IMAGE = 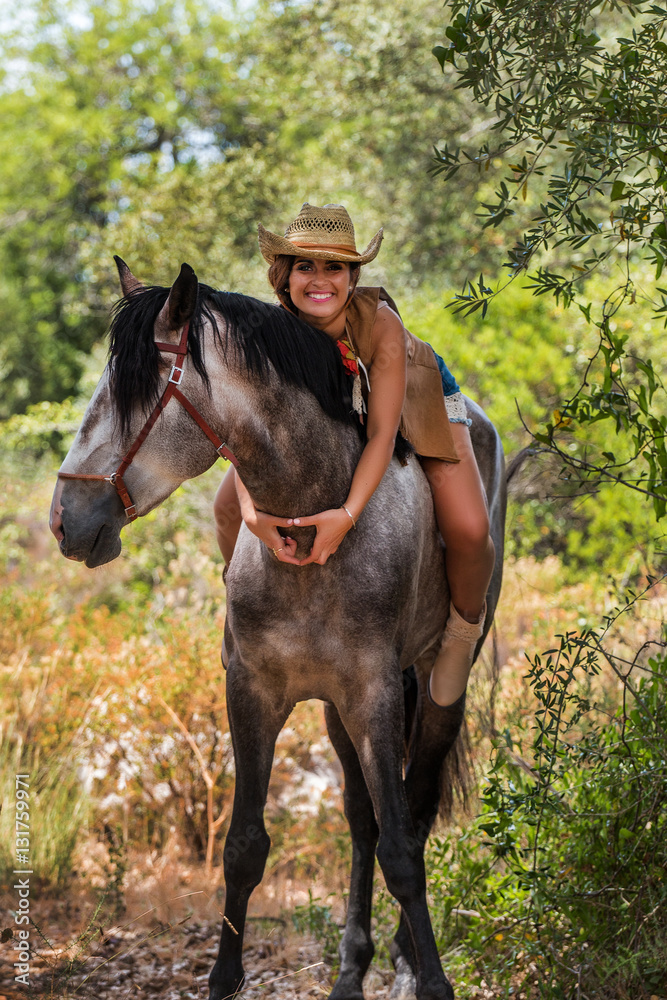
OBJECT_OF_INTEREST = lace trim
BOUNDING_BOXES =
[445,391,471,426]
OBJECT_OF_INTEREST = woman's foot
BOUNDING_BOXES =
[428,602,486,707]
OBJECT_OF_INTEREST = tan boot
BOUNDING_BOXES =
[428,601,486,707]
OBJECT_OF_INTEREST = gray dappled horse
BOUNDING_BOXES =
[51,260,506,1000]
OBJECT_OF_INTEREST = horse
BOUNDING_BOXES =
[50,258,506,1000]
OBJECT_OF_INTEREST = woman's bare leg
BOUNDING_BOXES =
[421,423,495,705]
[214,466,243,566]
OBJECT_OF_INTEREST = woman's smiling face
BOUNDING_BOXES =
[288,258,352,325]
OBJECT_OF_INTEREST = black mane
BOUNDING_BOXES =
[108,284,361,438]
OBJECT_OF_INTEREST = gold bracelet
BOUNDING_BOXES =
[341,504,356,529]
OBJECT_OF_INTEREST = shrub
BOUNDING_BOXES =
[427,590,667,999]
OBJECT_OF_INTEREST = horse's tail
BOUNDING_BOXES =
[436,718,472,820]
[506,445,537,486]
[434,618,505,820]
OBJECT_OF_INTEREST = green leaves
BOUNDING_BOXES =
[452,613,667,996]
[610,180,626,201]
[438,0,667,291]
[437,0,667,522]
[432,44,453,70]
[450,272,495,317]
[432,15,667,989]
[0,0,250,415]
[445,19,473,53]
[0,0,509,415]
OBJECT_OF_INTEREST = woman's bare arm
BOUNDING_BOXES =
[294,301,407,565]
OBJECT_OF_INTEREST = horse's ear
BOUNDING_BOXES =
[156,263,199,335]
[114,256,144,297]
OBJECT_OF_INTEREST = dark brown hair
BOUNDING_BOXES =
[267,255,362,314]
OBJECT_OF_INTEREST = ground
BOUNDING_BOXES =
[0,848,542,1000]
[0,861,383,1000]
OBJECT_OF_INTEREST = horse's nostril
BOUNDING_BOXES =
[49,480,65,540]
[59,527,75,559]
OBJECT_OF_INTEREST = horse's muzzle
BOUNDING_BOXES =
[57,513,122,567]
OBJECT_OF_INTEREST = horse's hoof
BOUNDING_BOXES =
[414,977,455,1000]
[329,973,365,1000]
[208,970,244,1000]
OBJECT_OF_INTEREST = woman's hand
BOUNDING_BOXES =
[287,507,355,566]
[235,473,300,563]
[243,505,300,564]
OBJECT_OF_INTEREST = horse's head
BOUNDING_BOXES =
[50,255,369,568]
[50,258,222,567]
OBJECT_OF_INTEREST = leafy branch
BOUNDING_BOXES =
[436,0,667,517]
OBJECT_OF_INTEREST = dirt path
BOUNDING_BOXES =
[0,915,401,1000]
[0,877,398,1000]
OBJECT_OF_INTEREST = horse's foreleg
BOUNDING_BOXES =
[324,702,378,1000]
[390,687,467,1000]
[340,675,454,1000]
[208,676,291,1000]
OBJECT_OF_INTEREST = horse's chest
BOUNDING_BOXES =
[233,606,364,663]
[227,576,383,683]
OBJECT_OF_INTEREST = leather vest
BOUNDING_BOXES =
[346,287,459,462]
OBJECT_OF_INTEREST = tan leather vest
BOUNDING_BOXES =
[346,287,459,462]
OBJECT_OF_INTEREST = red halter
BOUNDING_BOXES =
[57,321,238,521]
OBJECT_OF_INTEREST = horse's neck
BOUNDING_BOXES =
[223,376,360,518]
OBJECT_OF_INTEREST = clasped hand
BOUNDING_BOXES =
[244,505,354,566]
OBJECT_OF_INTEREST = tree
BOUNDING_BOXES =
[0,0,255,414]
[428,5,667,993]
[0,0,500,415]
[432,0,667,521]
[96,0,509,290]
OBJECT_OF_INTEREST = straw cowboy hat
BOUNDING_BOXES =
[258,203,383,265]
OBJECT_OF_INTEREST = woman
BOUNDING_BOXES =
[214,203,495,708]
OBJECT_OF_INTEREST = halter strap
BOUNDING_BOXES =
[58,321,238,521]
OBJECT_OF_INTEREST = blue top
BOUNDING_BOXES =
[433,351,460,397]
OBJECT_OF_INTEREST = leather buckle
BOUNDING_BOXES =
[169,364,184,385]
[125,504,137,519]
[216,442,239,467]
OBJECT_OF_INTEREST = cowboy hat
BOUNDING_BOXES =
[258,203,383,265]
